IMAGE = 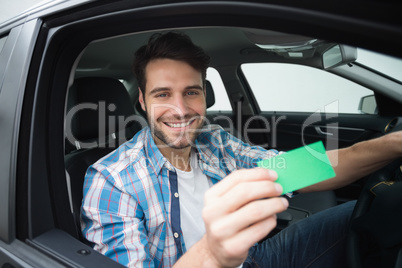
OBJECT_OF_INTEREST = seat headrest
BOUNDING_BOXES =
[206,80,215,108]
[66,77,136,145]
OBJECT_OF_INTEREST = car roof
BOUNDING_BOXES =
[0,0,90,33]
[75,27,329,81]
[2,0,402,36]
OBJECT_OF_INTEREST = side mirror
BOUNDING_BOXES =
[322,44,357,69]
[358,95,377,114]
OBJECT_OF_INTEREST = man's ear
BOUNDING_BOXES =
[138,88,146,111]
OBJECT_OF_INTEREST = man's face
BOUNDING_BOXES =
[139,58,207,149]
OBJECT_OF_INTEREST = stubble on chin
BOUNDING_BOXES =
[151,115,206,149]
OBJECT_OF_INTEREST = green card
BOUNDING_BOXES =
[257,141,336,194]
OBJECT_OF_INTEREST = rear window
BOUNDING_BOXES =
[206,67,232,111]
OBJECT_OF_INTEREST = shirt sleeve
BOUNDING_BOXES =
[81,165,154,268]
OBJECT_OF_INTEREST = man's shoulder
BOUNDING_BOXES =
[197,124,231,141]
[197,124,278,161]
[197,124,242,148]
[91,128,148,175]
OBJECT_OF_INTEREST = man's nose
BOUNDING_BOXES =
[171,95,189,116]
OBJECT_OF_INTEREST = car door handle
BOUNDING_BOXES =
[315,126,333,136]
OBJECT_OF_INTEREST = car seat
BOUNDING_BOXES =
[64,77,145,241]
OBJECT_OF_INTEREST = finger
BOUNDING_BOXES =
[205,168,278,199]
[207,197,288,240]
[221,180,283,212]
[204,180,283,220]
[221,215,278,257]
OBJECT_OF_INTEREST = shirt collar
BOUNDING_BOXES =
[144,127,175,175]
[194,126,227,182]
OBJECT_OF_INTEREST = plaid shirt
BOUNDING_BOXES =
[81,125,278,267]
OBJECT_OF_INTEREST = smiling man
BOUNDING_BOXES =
[81,32,402,268]
[138,57,207,170]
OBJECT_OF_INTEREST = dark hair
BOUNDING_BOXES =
[132,32,210,94]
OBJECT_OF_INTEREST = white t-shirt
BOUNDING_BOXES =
[176,150,213,250]
[176,151,243,268]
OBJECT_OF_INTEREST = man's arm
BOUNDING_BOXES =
[81,166,152,267]
[300,131,402,192]
[174,168,288,268]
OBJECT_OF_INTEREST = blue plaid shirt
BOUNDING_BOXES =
[81,125,278,267]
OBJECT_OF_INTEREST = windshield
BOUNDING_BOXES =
[357,49,402,83]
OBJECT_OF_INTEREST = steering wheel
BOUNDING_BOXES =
[347,158,402,268]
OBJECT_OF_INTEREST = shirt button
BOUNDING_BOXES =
[174,192,179,198]
[174,232,179,238]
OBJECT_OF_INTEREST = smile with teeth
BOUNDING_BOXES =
[164,119,194,128]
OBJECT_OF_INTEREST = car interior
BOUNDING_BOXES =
[63,26,402,250]
[13,2,402,267]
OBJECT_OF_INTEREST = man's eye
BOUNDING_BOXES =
[187,91,198,96]
[157,93,168,97]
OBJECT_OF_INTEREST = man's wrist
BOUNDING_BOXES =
[194,236,223,268]
[174,236,222,268]
[382,131,402,157]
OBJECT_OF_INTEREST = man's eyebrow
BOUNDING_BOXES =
[185,85,204,91]
[149,87,171,95]
[148,85,203,95]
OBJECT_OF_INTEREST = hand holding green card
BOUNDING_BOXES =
[257,141,336,194]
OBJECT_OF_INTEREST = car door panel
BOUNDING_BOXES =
[242,112,398,202]
[244,112,394,152]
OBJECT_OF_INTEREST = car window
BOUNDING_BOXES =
[206,67,232,111]
[357,48,402,83]
[242,63,376,114]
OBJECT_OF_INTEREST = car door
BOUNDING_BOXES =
[3,0,402,267]
[0,18,71,267]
